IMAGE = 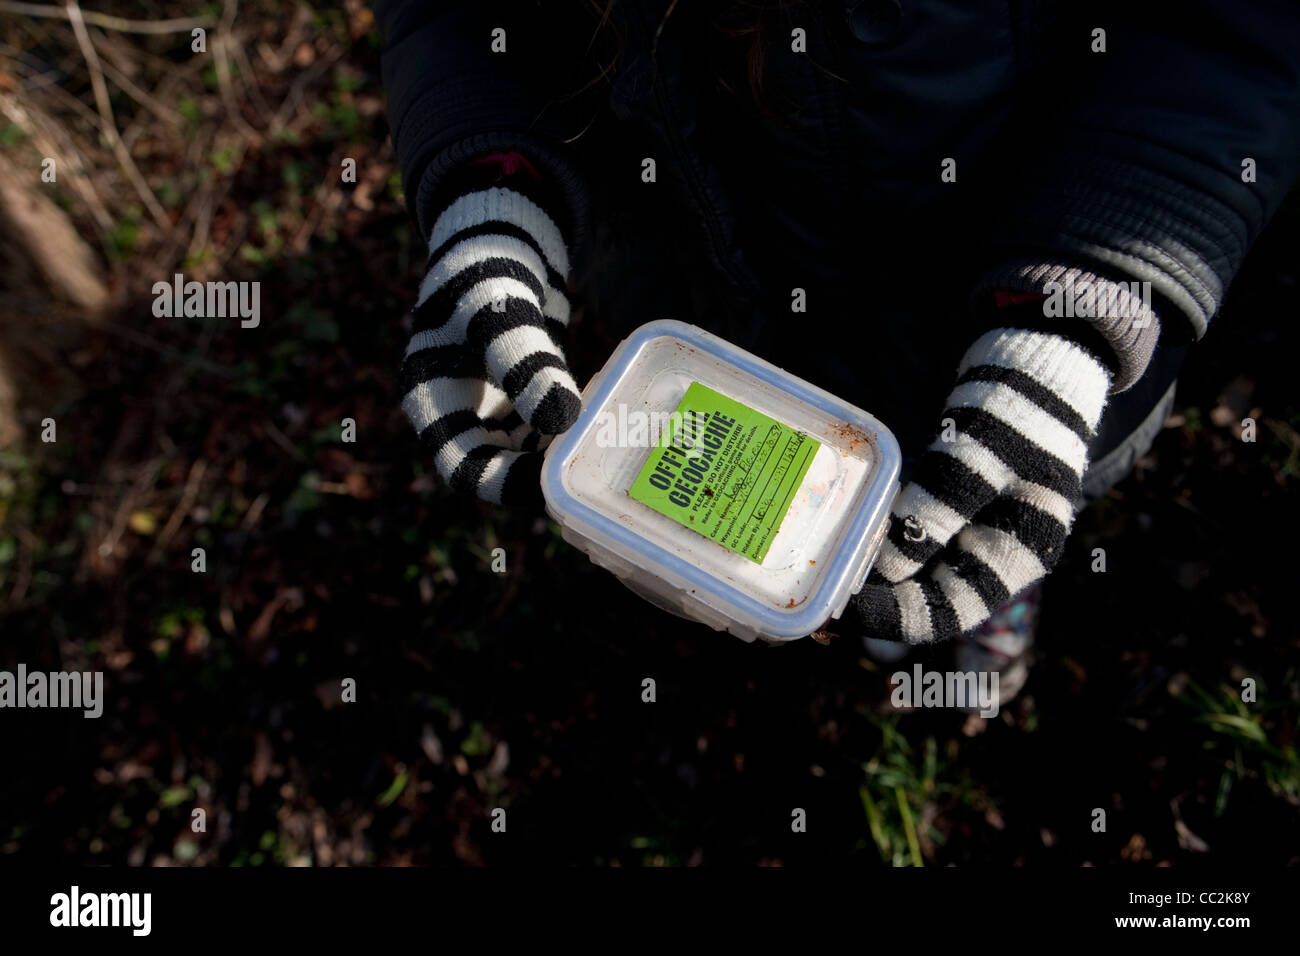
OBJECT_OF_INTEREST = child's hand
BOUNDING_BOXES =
[399,186,582,505]
[848,328,1111,643]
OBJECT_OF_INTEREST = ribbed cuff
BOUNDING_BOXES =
[972,259,1161,392]
[428,186,570,278]
[960,327,1112,430]
[986,152,1245,336]
[409,128,590,255]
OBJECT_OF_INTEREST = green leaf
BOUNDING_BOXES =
[1199,713,1268,744]
[159,786,193,808]
[461,721,491,757]
[859,786,889,862]
[895,786,924,868]
[377,771,408,807]
[0,124,28,147]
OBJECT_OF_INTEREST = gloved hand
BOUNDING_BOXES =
[849,327,1111,643]
[399,184,582,505]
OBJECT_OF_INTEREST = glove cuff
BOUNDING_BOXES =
[972,259,1160,392]
[959,327,1111,433]
[428,185,570,280]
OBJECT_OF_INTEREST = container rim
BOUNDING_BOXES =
[541,319,901,638]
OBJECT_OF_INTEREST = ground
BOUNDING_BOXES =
[0,1,1296,867]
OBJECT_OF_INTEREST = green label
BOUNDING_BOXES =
[627,382,820,564]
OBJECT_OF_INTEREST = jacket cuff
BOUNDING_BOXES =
[981,154,1249,343]
[408,128,590,254]
[972,259,1161,393]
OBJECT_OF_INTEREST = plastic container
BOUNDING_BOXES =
[541,320,901,643]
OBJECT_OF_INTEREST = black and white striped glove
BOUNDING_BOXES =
[399,186,583,505]
[849,328,1111,643]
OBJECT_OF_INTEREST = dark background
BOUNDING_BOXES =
[0,1,1296,866]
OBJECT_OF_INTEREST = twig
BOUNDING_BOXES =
[180,131,255,267]
[0,42,106,136]
[154,107,219,267]
[92,319,236,378]
[179,185,217,267]
[114,39,207,150]
[213,0,262,145]
[239,492,270,532]
[91,43,184,130]
[261,419,308,462]
[0,1,213,34]
[64,0,172,235]
[6,527,35,606]
[268,48,343,136]
[231,36,274,121]
[255,3,312,73]
[290,164,344,253]
[94,455,160,561]
[151,459,206,560]
[87,28,184,128]
[0,93,114,233]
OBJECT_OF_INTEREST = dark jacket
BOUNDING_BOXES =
[375,0,1300,423]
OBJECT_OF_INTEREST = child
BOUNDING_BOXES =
[377,0,1300,686]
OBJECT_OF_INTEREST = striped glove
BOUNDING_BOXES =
[399,185,583,505]
[849,327,1111,643]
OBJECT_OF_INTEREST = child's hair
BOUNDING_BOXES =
[576,0,810,120]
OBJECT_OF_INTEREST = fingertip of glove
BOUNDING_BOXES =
[498,452,546,509]
[530,383,582,435]
[851,583,903,641]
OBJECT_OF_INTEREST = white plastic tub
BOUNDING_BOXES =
[541,319,900,643]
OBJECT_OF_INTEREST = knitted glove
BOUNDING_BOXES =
[849,327,1111,643]
[399,184,582,505]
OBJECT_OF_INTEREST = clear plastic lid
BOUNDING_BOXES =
[541,320,901,642]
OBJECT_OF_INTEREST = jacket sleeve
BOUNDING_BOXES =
[976,0,1300,391]
[374,0,592,246]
